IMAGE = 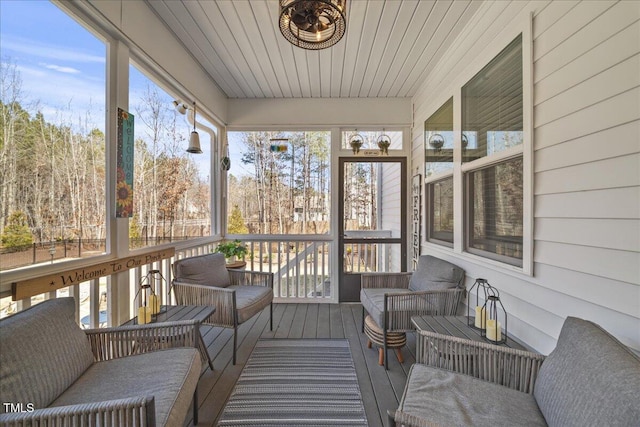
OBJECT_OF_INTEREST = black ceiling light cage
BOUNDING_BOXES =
[279,0,347,50]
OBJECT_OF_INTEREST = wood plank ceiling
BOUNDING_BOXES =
[146,0,483,99]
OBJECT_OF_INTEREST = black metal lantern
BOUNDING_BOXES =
[134,269,168,324]
[481,293,508,344]
[467,278,496,329]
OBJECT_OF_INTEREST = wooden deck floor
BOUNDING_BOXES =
[184,303,417,427]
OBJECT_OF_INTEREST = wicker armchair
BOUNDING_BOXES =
[0,298,202,427]
[360,256,465,369]
[391,317,640,427]
[392,332,545,427]
[172,252,274,364]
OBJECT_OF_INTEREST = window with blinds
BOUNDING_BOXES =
[466,156,523,265]
[462,34,522,163]
[424,98,454,177]
[463,34,524,265]
[428,177,454,246]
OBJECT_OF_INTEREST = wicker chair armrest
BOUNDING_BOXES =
[0,396,155,426]
[415,329,546,394]
[228,270,274,288]
[84,320,200,361]
[384,288,465,331]
[361,272,412,289]
[392,410,441,427]
[171,281,237,328]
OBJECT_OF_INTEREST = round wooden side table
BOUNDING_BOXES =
[364,314,406,366]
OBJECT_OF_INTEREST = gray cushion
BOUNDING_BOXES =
[229,285,274,324]
[51,348,201,427]
[534,316,640,427]
[173,252,231,288]
[360,288,411,329]
[399,364,546,427]
[0,298,95,411]
[408,255,464,291]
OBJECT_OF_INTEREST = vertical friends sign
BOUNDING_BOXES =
[116,108,134,218]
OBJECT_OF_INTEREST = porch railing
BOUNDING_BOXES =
[1,236,332,329]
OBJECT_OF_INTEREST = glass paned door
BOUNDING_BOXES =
[338,157,407,302]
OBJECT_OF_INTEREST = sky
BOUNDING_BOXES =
[0,0,106,130]
[0,0,212,176]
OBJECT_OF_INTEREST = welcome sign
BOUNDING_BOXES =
[11,248,175,300]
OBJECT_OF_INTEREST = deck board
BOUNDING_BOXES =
[184,303,411,426]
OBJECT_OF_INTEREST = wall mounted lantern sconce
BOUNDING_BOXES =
[428,133,445,152]
[377,129,391,155]
[349,129,363,154]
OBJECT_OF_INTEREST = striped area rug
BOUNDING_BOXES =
[217,339,368,426]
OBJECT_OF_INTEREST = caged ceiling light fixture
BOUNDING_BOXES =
[279,0,347,50]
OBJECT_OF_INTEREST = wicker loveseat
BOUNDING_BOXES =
[0,298,202,426]
[392,316,640,427]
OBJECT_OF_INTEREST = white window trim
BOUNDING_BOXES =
[424,170,454,184]
[423,11,533,277]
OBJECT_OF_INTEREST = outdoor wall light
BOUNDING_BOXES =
[349,129,363,154]
[428,133,445,151]
[172,100,188,115]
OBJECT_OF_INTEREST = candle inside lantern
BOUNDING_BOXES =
[138,306,152,324]
[474,306,486,329]
[485,319,502,342]
[149,294,161,315]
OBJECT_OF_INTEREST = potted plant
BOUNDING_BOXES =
[215,239,248,263]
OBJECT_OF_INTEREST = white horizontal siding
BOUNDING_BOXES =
[381,163,402,271]
[412,0,640,353]
[534,120,639,172]
[535,21,640,104]
[535,218,639,252]
[534,87,640,149]
[535,154,640,194]
[535,187,639,219]
[535,54,640,126]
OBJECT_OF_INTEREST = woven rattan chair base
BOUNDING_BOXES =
[364,315,406,365]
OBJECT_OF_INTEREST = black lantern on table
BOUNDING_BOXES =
[134,269,168,324]
[467,278,496,329]
[481,292,508,344]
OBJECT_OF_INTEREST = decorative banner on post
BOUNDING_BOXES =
[412,174,422,270]
[11,248,175,301]
[116,108,134,217]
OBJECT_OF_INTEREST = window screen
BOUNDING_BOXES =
[427,177,454,246]
[466,156,523,265]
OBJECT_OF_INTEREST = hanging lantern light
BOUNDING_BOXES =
[187,101,203,154]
